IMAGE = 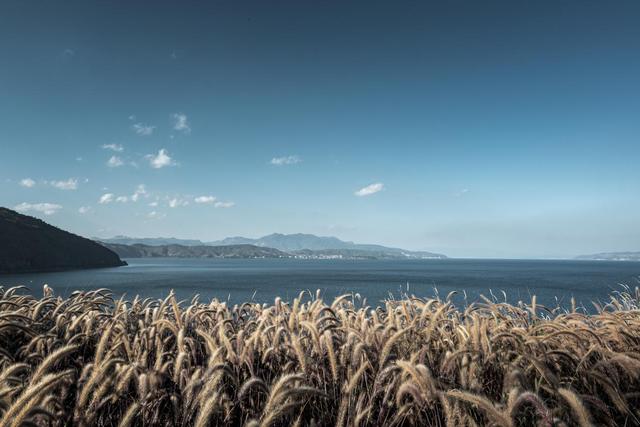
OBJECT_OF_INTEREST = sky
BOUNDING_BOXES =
[1,1,639,258]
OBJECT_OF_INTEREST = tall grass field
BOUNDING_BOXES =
[1,285,640,426]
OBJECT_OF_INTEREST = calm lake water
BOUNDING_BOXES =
[1,258,639,309]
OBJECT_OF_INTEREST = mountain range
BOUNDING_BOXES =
[576,252,640,261]
[96,233,447,259]
[101,243,289,259]
[95,236,205,246]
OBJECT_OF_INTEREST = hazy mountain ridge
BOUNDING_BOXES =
[0,207,126,273]
[210,233,354,251]
[97,233,447,259]
[292,248,444,260]
[576,252,640,261]
[101,243,289,259]
[95,236,205,246]
[214,233,448,258]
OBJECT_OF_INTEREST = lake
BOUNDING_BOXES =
[1,258,639,309]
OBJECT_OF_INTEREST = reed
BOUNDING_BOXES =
[1,285,640,426]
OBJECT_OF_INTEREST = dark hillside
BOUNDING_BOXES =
[0,207,126,273]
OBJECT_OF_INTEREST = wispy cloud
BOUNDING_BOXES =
[172,113,191,134]
[194,195,216,204]
[168,197,189,208]
[19,178,35,188]
[215,201,235,208]
[132,123,155,136]
[78,206,91,214]
[49,178,78,190]
[193,195,233,207]
[454,188,470,197]
[96,186,145,205]
[102,143,124,152]
[147,149,176,168]
[99,193,114,204]
[131,184,147,202]
[355,182,384,197]
[271,155,301,166]
[15,202,62,215]
[147,211,166,219]
[107,156,124,168]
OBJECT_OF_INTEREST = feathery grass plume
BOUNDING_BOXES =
[29,344,79,383]
[76,358,123,411]
[346,360,370,393]
[0,370,72,427]
[262,373,304,413]
[117,402,139,427]
[291,335,307,373]
[446,389,513,427]
[323,330,338,382]
[508,391,553,426]
[379,329,410,368]
[195,391,221,427]
[558,388,593,427]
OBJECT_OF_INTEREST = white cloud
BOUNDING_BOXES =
[50,178,78,190]
[99,193,114,204]
[107,156,124,168]
[147,211,166,219]
[454,188,470,197]
[214,201,235,208]
[116,196,129,203]
[102,143,124,152]
[14,202,62,216]
[168,198,189,208]
[132,123,155,136]
[20,178,36,188]
[131,184,147,202]
[78,206,91,214]
[128,115,136,121]
[149,201,158,207]
[355,182,384,197]
[194,195,216,204]
[172,113,191,134]
[271,155,301,166]
[147,149,176,168]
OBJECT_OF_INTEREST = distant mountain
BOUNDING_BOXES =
[95,236,205,246]
[576,252,640,261]
[208,233,350,250]
[209,233,447,258]
[0,207,126,274]
[98,232,447,259]
[101,243,289,259]
[292,248,445,260]
[208,236,259,246]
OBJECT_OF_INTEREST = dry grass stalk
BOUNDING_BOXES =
[0,285,639,426]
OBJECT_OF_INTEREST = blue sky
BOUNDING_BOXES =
[1,1,639,258]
